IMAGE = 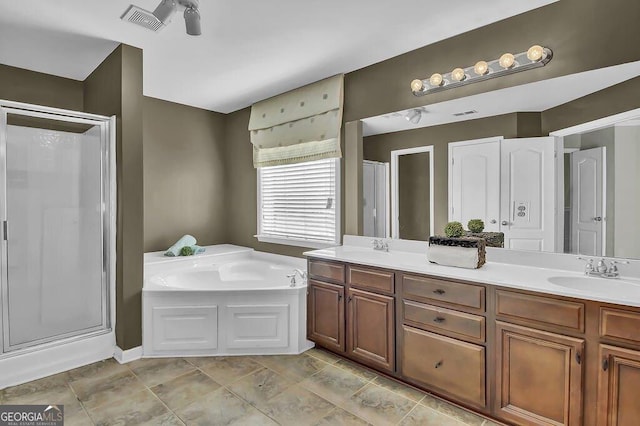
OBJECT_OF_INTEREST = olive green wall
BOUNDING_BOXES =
[83,45,144,351]
[364,114,519,234]
[344,0,640,122]
[0,63,84,110]
[143,96,227,252]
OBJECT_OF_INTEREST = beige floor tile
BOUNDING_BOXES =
[313,407,371,426]
[334,359,377,380]
[341,383,416,426]
[128,358,196,387]
[70,370,147,410]
[150,370,221,411]
[86,389,169,426]
[139,412,185,426]
[482,420,505,426]
[420,394,485,426]
[176,388,274,426]
[398,404,465,426]
[300,364,369,406]
[1,373,76,406]
[259,384,335,426]
[60,399,93,426]
[253,354,329,382]
[66,358,129,383]
[227,367,294,410]
[305,347,342,364]
[197,356,263,386]
[372,375,425,402]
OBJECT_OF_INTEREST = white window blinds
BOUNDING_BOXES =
[258,158,339,245]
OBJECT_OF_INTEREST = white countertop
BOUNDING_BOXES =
[304,242,640,308]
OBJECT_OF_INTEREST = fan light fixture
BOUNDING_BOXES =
[410,45,553,96]
[405,109,423,124]
[121,0,202,35]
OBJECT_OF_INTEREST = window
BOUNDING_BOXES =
[257,158,340,248]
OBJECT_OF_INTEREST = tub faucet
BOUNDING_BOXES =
[286,273,297,287]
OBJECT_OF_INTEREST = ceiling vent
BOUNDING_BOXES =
[121,5,165,32]
[452,110,478,117]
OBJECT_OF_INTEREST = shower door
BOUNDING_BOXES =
[0,106,112,352]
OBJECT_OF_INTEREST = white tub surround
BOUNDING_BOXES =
[143,245,313,357]
[304,235,640,307]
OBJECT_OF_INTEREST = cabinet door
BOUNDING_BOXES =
[307,280,345,353]
[347,288,395,372]
[597,345,640,426]
[495,321,584,426]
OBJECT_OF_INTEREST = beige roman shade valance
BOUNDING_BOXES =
[248,74,344,168]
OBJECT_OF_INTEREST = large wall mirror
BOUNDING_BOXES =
[356,60,640,260]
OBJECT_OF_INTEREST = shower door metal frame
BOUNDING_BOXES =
[0,100,116,355]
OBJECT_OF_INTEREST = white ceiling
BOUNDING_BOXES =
[362,60,640,137]
[0,0,556,113]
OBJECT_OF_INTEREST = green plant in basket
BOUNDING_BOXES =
[444,221,464,238]
[180,246,195,256]
[468,219,485,233]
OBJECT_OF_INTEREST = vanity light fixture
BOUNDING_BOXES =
[410,45,553,96]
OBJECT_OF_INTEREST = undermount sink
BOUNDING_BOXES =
[547,275,640,297]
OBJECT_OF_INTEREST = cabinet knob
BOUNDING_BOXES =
[433,317,446,323]
[575,351,581,365]
[603,358,609,371]
[434,360,443,369]
[433,289,446,295]
[338,294,342,301]
[348,296,353,303]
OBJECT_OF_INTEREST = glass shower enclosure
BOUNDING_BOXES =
[0,101,114,354]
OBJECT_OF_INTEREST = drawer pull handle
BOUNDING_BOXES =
[433,317,446,323]
[433,289,446,295]
[603,358,609,371]
[575,351,581,365]
[434,360,443,369]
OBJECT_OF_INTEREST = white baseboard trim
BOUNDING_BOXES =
[0,331,115,389]
[114,346,143,364]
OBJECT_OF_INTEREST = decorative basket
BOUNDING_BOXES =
[464,231,504,248]
[428,236,486,269]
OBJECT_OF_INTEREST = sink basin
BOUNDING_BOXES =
[547,275,640,298]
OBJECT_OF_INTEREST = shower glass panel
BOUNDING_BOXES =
[1,110,109,352]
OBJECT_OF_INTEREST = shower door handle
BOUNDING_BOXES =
[2,220,6,241]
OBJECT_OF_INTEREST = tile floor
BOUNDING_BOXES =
[0,348,503,426]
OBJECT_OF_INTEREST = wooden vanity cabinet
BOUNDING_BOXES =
[597,345,640,426]
[495,321,584,426]
[307,260,395,372]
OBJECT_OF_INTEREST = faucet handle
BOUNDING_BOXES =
[609,260,629,276]
[577,257,594,274]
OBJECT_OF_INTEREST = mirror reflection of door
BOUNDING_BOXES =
[391,146,434,241]
[363,160,388,238]
[570,147,605,256]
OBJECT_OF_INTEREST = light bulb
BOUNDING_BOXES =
[429,73,443,87]
[410,79,424,92]
[451,68,466,82]
[474,61,489,76]
[527,45,545,61]
[499,53,516,69]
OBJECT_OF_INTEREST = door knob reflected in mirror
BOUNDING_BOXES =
[490,219,497,224]
[501,221,509,226]
[593,217,602,222]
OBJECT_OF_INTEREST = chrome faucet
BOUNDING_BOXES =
[372,239,389,252]
[294,268,308,282]
[577,257,629,278]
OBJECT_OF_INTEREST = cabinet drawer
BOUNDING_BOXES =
[309,260,345,284]
[496,290,584,333]
[348,265,394,294]
[403,300,485,343]
[600,307,640,344]
[402,274,485,311]
[401,326,486,408]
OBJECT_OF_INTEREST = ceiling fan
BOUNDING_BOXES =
[121,0,201,36]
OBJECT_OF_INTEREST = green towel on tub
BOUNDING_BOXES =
[164,235,197,256]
